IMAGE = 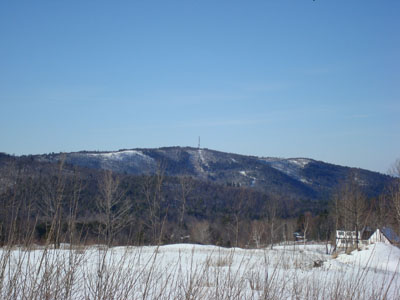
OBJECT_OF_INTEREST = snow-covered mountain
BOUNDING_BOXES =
[34,146,390,201]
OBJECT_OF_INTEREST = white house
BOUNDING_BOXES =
[336,230,362,248]
[368,227,400,246]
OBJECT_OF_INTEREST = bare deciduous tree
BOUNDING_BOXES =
[190,219,210,244]
[97,170,132,246]
[67,168,84,245]
[389,159,400,178]
[234,190,244,247]
[337,171,369,249]
[141,164,168,244]
[38,156,66,248]
[389,159,400,230]
[266,197,279,249]
[391,185,400,229]
[178,176,193,240]
[303,211,312,248]
[250,220,265,248]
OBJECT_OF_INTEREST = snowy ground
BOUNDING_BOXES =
[0,242,399,299]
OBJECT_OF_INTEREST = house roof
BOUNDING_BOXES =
[381,227,400,244]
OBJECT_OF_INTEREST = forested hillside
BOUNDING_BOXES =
[0,150,398,247]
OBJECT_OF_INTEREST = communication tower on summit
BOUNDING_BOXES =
[198,136,201,149]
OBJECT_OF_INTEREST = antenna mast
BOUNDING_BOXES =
[198,136,201,149]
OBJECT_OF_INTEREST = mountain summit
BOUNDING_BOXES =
[34,146,390,202]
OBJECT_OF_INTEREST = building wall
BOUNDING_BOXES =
[336,230,362,248]
[368,229,391,245]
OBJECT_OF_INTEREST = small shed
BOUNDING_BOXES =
[368,227,400,245]
[336,230,362,248]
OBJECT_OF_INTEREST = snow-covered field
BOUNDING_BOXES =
[1,242,399,299]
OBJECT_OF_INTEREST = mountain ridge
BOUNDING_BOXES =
[27,146,383,175]
[21,146,391,202]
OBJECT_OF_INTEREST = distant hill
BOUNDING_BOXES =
[31,146,391,203]
[0,148,395,246]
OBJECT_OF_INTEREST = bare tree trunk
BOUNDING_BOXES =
[37,156,66,248]
[231,188,245,247]
[393,184,400,228]
[141,164,167,245]
[337,171,368,250]
[267,199,278,249]
[389,160,400,230]
[303,212,311,249]
[67,168,83,245]
[178,176,193,241]
[97,170,132,246]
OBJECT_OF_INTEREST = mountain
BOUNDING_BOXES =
[32,146,391,202]
[0,148,395,246]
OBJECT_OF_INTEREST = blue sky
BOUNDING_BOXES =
[0,0,399,173]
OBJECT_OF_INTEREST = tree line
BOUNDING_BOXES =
[0,155,399,249]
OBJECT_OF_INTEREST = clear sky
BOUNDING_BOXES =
[0,0,399,173]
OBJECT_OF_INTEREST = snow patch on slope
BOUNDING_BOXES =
[89,150,153,161]
[198,149,209,167]
[260,157,312,184]
[184,148,212,178]
[239,170,257,186]
[288,158,311,168]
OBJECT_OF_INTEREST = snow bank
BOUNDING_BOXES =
[335,242,400,273]
[1,243,399,299]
